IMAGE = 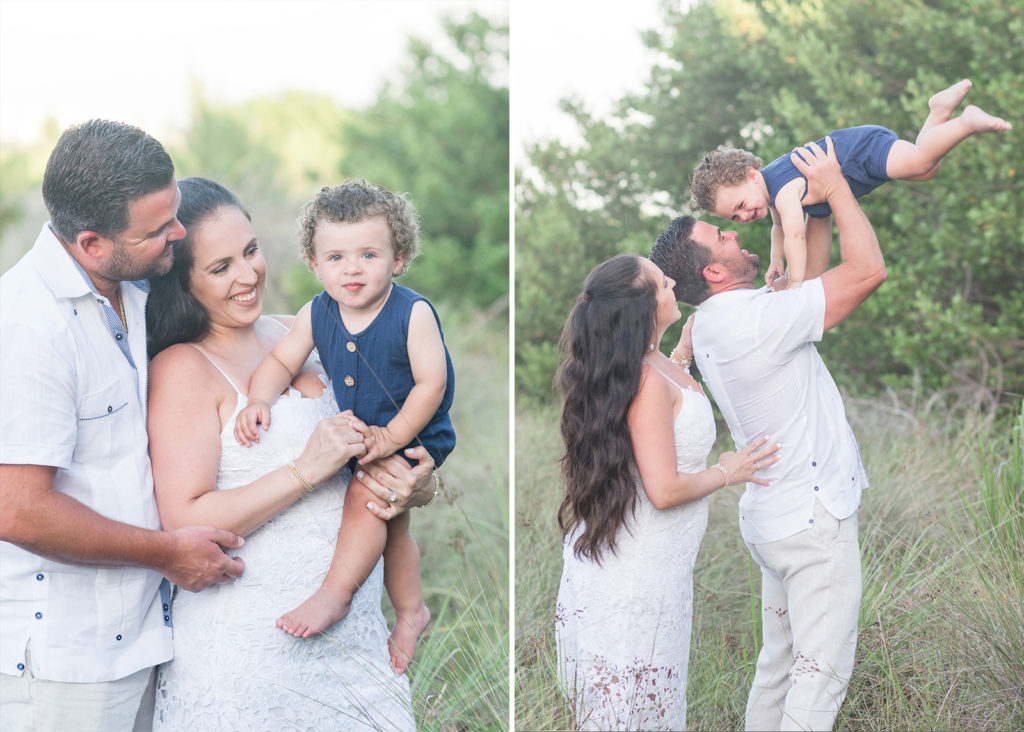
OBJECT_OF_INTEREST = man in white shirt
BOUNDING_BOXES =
[0,120,245,731]
[650,138,887,731]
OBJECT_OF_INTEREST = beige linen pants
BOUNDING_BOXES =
[744,498,861,731]
[0,643,155,732]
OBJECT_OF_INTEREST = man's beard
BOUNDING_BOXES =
[721,251,759,283]
[104,240,174,282]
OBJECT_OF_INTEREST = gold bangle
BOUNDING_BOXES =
[669,348,692,369]
[710,463,729,487]
[287,460,315,492]
[423,471,441,507]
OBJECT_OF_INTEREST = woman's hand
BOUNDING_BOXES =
[716,436,781,487]
[675,313,695,357]
[292,410,367,486]
[358,446,437,520]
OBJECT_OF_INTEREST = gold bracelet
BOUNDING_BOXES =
[710,463,729,487]
[287,460,315,492]
[423,471,441,507]
[669,348,692,369]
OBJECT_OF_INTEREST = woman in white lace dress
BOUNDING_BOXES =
[554,255,779,730]
[145,178,436,731]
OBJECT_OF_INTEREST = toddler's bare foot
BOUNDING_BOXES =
[388,604,431,674]
[276,586,352,638]
[961,104,1013,133]
[929,79,972,118]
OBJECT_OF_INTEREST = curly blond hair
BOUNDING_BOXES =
[689,146,762,212]
[297,180,421,274]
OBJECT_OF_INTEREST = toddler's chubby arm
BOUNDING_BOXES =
[767,207,785,287]
[804,214,834,281]
[360,301,447,464]
[234,302,316,446]
[771,179,809,288]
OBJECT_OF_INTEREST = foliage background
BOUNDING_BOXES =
[516,0,1023,405]
[0,10,509,730]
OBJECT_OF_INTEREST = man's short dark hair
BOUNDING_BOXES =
[649,216,713,305]
[42,119,174,242]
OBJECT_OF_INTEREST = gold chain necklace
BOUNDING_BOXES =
[116,289,128,332]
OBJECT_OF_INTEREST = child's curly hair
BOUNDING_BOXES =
[689,147,763,212]
[297,179,421,274]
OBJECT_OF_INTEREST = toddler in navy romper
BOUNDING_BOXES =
[689,79,1011,288]
[234,180,454,674]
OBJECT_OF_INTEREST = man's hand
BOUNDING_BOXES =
[163,526,245,592]
[790,136,846,206]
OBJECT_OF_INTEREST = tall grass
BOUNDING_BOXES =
[514,391,1023,731]
[399,306,509,731]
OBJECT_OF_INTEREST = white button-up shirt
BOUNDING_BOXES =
[693,278,868,545]
[0,224,172,682]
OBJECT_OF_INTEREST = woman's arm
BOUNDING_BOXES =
[149,345,364,536]
[628,366,779,510]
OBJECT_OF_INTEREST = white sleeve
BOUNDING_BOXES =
[0,312,78,469]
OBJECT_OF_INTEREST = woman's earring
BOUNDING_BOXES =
[648,343,655,351]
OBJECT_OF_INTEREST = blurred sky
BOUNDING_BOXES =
[0,0,508,145]
[512,0,666,165]
[0,0,670,163]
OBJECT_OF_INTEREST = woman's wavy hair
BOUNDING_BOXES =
[146,177,250,359]
[556,254,657,564]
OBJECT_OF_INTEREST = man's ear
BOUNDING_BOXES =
[74,231,111,261]
[702,262,728,284]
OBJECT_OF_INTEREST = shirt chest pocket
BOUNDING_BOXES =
[75,379,131,464]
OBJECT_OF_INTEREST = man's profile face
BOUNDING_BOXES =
[690,220,759,284]
[105,181,185,281]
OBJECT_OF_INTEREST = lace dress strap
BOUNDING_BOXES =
[647,360,689,395]
[189,345,244,396]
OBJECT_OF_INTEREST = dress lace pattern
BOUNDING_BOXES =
[154,383,414,731]
[555,383,716,730]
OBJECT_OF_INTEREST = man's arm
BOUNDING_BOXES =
[0,463,245,592]
[790,136,887,330]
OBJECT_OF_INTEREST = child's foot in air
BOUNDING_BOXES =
[388,603,431,674]
[929,79,972,119]
[960,104,1012,133]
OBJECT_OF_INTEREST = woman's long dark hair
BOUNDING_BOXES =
[556,254,657,564]
[146,177,250,359]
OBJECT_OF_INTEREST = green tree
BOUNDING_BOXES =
[334,12,509,311]
[516,0,1024,403]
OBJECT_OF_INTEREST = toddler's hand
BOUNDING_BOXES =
[765,261,784,287]
[359,425,401,465]
[234,400,271,447]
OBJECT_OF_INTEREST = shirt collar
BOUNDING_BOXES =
[696,284,770,313]
[31,223,150,300]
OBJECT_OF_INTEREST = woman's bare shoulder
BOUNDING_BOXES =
[149,342,222,392]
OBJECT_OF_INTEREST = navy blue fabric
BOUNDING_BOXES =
[761,125,899,218]
[311,284,455,468]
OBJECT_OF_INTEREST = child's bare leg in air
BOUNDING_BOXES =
[277,474,384,638]
[383,511,431,673]
[888,79,1011,182]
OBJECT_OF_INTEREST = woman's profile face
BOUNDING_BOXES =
[187,205,266,330]
[642,258,681,332]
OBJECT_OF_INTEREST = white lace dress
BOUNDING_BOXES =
[154,369,414,731]
[555,379,716,731]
